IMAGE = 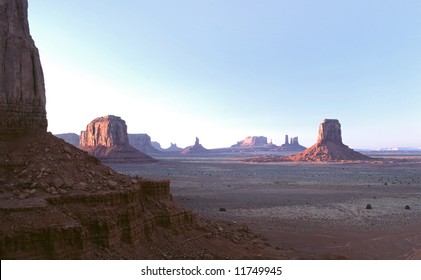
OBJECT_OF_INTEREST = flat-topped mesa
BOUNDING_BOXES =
[0,0,47,135]
[232,136,268,147]
[80,115,155,163]
[80,115,128,147]
[317,119,342,144]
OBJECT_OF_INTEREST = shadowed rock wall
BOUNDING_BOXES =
[0,0,47,135]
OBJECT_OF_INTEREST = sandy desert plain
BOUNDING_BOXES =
[109,151,421,260]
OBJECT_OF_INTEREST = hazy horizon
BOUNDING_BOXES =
[29,0,421,149]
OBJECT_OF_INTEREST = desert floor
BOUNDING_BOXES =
[110,153,421,259]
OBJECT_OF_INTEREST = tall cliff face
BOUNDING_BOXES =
[80,115,128,147]
[80,115,155,163]
[0,0,47,135]
[317,119,342,144]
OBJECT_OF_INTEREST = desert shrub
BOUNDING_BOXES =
[365,204,372,210]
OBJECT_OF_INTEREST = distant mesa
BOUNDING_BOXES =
[128,133,161,155]
[232,136,268,148]
[166,142,183,152]
[151,141,183,152]
[285,119,372,162]
[276,134,306,151]
[181,137,208,154]
[55,133,80,147]
[151,141,164,151]
[80,115,156,163]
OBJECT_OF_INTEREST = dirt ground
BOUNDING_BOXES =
[110,153,421,260]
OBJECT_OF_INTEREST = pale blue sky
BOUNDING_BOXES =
[29,0,421,149]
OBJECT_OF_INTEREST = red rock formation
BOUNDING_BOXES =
[80,115,128,147]
[181,137,208,154]
[0,0,47,135]
[0,0,276,260]
[80,115,155,163]
[286,119,371,161]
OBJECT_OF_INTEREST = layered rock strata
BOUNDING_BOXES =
[80,115,155,163]
[0,0,47,135]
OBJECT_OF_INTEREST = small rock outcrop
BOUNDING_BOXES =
[128,134,161,155]
[181,137,208,154]
[166,142,183,152]
[232,136,268,147]
[285,119,371,161]
[80,115,155,163]
[277,134,306,151]
[0,0,47,135]
[55,133,80,147]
